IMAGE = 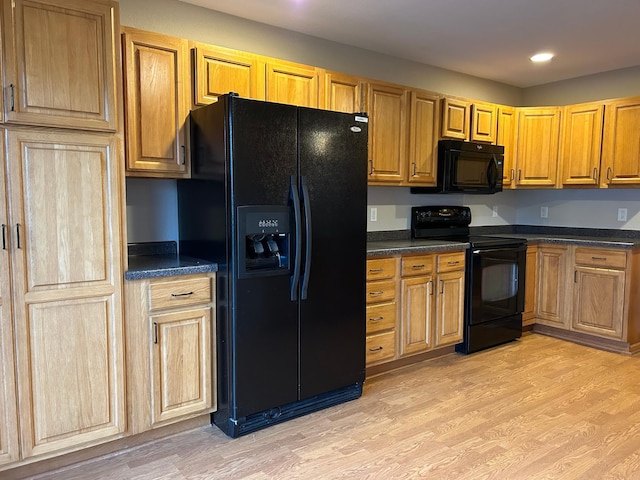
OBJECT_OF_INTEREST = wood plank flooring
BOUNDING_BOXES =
[27,334,640,479]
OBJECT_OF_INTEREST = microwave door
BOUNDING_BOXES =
[452,151,503,193]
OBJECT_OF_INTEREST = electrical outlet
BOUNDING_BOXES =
[540,206,548,218]
[492,206,498,218]
[618,208,628,222]
[370,207,377,222]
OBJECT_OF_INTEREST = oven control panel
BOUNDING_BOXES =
[411,206,471,236]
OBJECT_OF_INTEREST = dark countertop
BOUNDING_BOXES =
[366,230,640,256]
[124,241,218,280]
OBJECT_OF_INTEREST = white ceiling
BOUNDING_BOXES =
[178,0,640,88]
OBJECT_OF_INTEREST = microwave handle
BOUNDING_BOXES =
[487,155,499,189]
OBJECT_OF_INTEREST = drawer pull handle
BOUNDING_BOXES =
[171,291,194,297]
[591,256,606,261]
[368,268,384,273]
[369,291,384,296]
[447,261,459,265]
[369,346,383,352]
[412,264,425,269]
[369,316,384,322]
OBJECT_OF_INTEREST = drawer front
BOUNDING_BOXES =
[401,255,434,277]
[575,248,627,269]
[437,251,466,273]
[366,302,396,334]
[366,331,396,364]
[366,280,396,304]
[149,276,212,311]
[367,257,397,281]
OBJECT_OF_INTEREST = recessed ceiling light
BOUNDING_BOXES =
[530,52,554,63]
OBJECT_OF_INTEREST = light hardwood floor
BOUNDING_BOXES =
[28,334,640,479]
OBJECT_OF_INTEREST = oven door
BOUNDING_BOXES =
[469,244,526,324]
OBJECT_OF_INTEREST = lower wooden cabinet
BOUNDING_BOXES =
[366,250,465,369]
[522,244,538,326]
[125,273,216,434]
[535,244,570,328]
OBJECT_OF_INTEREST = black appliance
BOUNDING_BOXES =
[410,140,504,194]
[178,94,369,438]
[411,206,526,354]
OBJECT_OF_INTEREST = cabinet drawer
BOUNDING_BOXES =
[367,257,397,281]
[366,331,396,364]
[437,251,466,273]
[575,248,627,269]
[149,276,212,311]
[366,280,396,304]
[401,255,434,277]
[366,302,396,334]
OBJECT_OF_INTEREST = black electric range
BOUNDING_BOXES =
[411,206,527,353]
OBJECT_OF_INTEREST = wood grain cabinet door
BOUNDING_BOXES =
[265,60,320,108]
[0,133,19,467]
[441,97,469,140]
[515,107,561,187]
[400,275,434,356]
[151,307,214,425]
[470,102,497,144]
[324,71,363,113]
[192,43,264,105]
[560,102,604,186]
[601,97,640,186]
[6,129,125,458]
[536,245,569,328]
[435,270,464,347]
[497,105,517,188]
[2,0,118,131]
[122,28,190,177]
[407,89,439,185]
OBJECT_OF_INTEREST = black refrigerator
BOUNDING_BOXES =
[178,94,368,438]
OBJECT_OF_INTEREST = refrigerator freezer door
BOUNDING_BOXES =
[297,108,368,400]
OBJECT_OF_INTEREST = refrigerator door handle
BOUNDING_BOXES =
[290,175,302,301]
[300,175,312,300]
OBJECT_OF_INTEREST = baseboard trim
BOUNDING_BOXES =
[533,324,633,354]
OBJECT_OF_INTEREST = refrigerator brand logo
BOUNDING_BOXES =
[258,219,279,228]
[350,126,362,133]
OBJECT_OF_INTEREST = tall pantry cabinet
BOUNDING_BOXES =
[0,0,125,468]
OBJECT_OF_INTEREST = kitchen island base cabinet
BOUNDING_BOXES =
[125,273,216,435]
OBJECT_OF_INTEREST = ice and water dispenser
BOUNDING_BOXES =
[237,206,290,278]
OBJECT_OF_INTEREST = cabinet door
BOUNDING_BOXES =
[6,130,125,458]
[560,103,604,186]
[441,97,469,140]
[536,245,569,328]
[2,0,118,131]
[435,270,464,347]
[515,107,561,187]
[572,267,625,340]
[365,82,407,184]
[265,60,319,107]
[0,135,18,466]
[324,72,362,113]
[122,28,190,178]
[523,245,538,326]
[407,89,439,185]
[151,308,213,424]
[400,275,433,355]
[602,97,640,186]
[192,43,264,106]
[470,103,497,143]
[497,106,517,188]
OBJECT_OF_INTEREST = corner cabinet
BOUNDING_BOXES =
[125,273,216,434]
[515,107,561,187]
[6,129,125,459]
[122,28,190,178]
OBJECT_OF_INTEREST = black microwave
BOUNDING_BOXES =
[410,140,504,194]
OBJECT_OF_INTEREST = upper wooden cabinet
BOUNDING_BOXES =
[365,81,408,184]
[265,60,320,108]
[470,102,497,143]
[560,102,604,186]
[441,97,469,140]
[323,71,363,113]
[497,105,517,187]
[407,89,440,186]
[601,96,640,187]
[122,27,190,178]
[191,42,264,106]
[515,107,561,187]
[2,0,119,131]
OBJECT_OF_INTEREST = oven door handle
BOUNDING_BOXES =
[472,245,527,255]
